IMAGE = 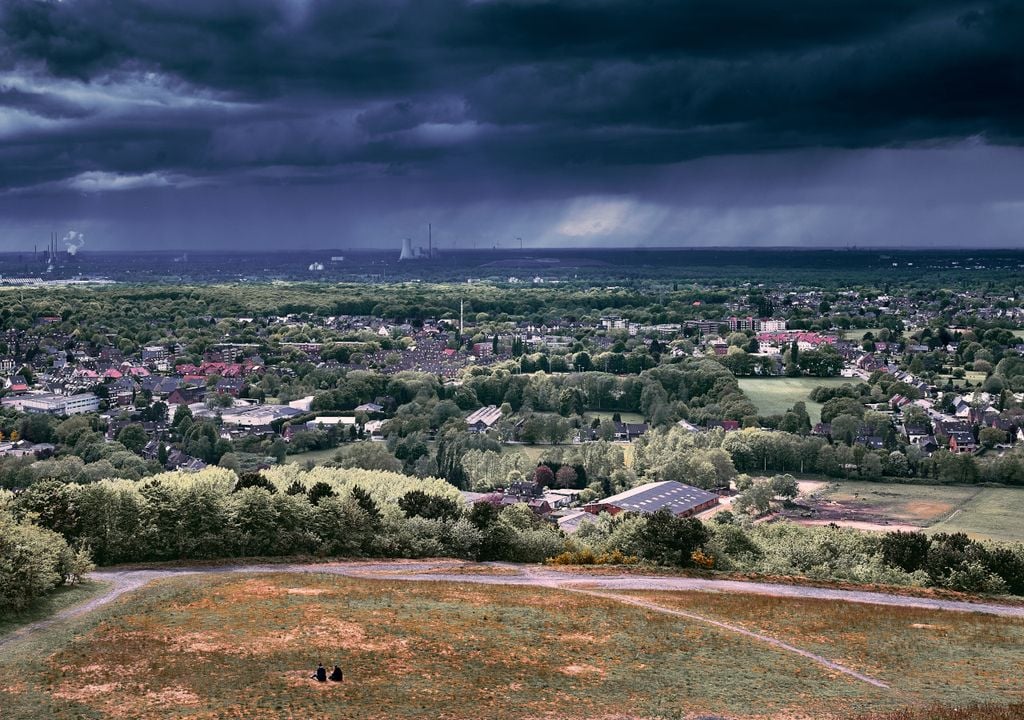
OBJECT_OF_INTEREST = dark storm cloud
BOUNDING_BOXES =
[2,0,1024,251]
[2,0,1024,194]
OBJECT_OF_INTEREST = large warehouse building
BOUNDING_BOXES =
[583,481,719,518]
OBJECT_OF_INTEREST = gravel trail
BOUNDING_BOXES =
[4,559,1021,672]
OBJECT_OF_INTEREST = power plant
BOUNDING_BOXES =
[399,224,438,261]
[37,231,86,272]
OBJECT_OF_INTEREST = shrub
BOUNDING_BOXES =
[545,548,639,566]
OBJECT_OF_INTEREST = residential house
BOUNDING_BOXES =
[811,422,832,438]
[948,430,977,454]
[614,422,649,441]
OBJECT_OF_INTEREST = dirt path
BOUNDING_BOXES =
[565,587,890,688]
[0,569,201,651]
[4,559,1023,656]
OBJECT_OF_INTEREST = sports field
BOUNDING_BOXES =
[3,572,1024,719]
[739,376,858,424]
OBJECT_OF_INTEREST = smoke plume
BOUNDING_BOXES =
[63,230,85,255]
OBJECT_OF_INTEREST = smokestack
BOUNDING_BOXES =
[428,224,432,258]
[399,237,415,261]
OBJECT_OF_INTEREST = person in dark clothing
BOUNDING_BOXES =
[312,663,326,682]
[329,665,343,682]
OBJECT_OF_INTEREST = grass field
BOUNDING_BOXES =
[4,573,1023,719]
[739,376,857,424]
[582,410,645,424]
[843,328,887,341]
[798,481,1024,543]
[508,442,636,468]
[935,371,988,389]
[0,581,108,638]
[927,487,1024,544]
[285,447,342,466]
[629,590,1024,712]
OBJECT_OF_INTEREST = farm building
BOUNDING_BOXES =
[465,405,503,432]
[583,481,719,518]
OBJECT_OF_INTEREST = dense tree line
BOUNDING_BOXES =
[7,465,1024,614]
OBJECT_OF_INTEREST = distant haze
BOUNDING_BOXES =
[2,1,1024,250]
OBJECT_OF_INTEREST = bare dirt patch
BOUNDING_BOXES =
[902,501,955,521]
[910,623,950,631]
[286,587,329,595]
[798,481,827,495]
[141,686,201,708]
[781,492,936,530]
[52,682,120,702]
[559,632,607,645]
[301,616,407,653]
[794,519,920,533]
[559,663,606,677]
[235,578,286,597]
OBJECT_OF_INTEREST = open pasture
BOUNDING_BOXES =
[3,573,1024,719]
[582,410,645,424]
[630,590,1024,712]
[843,328,888,342]
[926,486,1024,544]
[788,481,1024,542]
[738,376,857,424]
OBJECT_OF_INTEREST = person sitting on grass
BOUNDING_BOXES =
[329,665,343,682]
[312,662,327,682]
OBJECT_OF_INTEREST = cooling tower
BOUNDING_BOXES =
[399,237,415,260]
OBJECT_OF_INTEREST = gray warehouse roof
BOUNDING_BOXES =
[594,481,718,515]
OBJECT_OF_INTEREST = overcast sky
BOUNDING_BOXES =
[2,0,1024,251]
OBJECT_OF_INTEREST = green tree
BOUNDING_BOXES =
[769,474,799,500]
[734,482,775,516]
[632,510,710,567]
[116,424,148,455]
[979,427,1007,448]
[398,489,462,521]
[0,511,77,612]
[337,443,402,473]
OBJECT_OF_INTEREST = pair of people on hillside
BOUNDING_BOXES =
[312,662,343,682]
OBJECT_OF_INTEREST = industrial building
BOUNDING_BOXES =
[202,404,304,428]
[1,392,100,416]
[465,405,503,432]
[583,481,719,518]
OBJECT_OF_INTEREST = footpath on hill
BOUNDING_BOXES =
[3,559,1022,668]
